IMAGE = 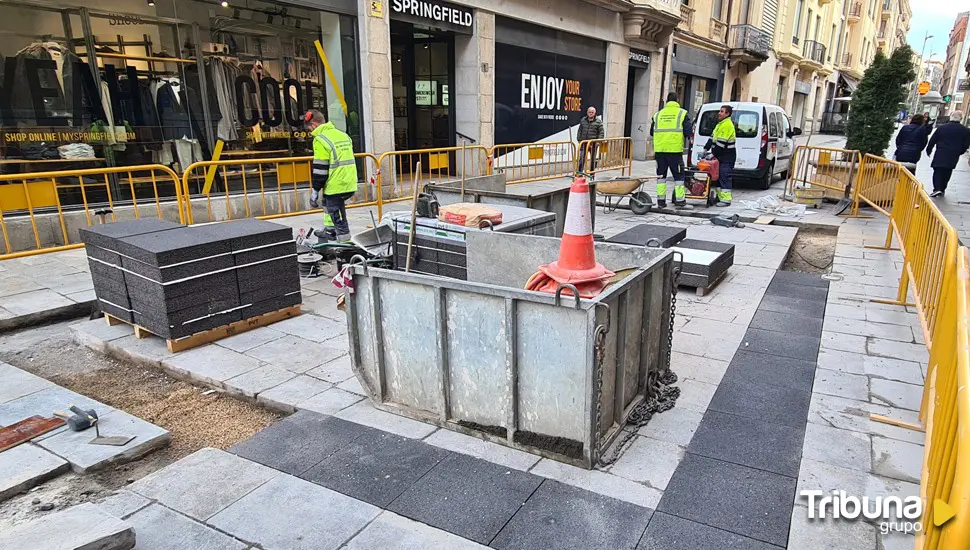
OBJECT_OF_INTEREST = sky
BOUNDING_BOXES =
[906,4,968,63]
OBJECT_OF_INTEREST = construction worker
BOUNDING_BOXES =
[306,109,358,242]
[704,105,737,207]
[650,92,691,209]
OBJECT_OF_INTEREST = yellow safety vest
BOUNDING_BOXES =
[652,101,687,153]
[712,118,737,150]
[311,122,358,195]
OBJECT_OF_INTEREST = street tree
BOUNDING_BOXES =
[845,45,916,156]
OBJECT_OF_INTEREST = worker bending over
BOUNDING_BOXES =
[704,105,736,207]
[650,92,691,209]
[306,109,358,242]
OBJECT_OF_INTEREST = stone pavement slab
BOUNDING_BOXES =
[0,385,113,428]
[336,400,438,439]
[161,345,262,387]
[750,309,823,335]
[388,453,543,544]
[129,447,279,520]
[490,480,652,550]
[0,443,69,501]
[230,411,370,476]
[245,334,344,374]
[424,429,541,471]
[297,387,362,415]
[104,334,172,367]
[633,405,704,447]
[638,512,781,550]
[305,355,354,384]
[69,319,135,354]
[256,374,331,413]
[786,506,877,550]
[97,490,152,520]
[0,360,53,404]
[741,327,821,362]
[209,474,380,550]
[871,436,923,484]
[758,294,826,318]
[303,428,449,507]
[222,364,296,399]
[721,350,817,392]
[801,423,872,473]
[1,289,77,316]
[36,409,170,473]
[127,503,248,550]
[812,369,870,401]
[0,502,134,550]
[345,511,488,550]
[657,453,796,547]
[606,436,684,491]
[687,410,804,477]
[272,313,347,340]
[528,458,663,510]
[215,325,285,353]
[869,378,922,411]
[708,378,812,429]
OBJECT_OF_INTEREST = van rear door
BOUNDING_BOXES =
[694,107,762,170]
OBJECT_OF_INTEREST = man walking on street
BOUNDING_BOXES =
[306,109,358,241]
[925,111,970,198]
[651,92,691,209]
[577,106,604,176]
[704,105,737,207]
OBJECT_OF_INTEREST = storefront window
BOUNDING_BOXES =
[0,0,362,199]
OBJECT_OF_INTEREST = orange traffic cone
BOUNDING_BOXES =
[531,176,614,298]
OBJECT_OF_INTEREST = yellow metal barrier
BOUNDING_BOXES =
[576,138,632,178]
[0,165,184,260]
[180,153,381,225]
[375,146,489,217]
[489,141,577,185]
[917,246,970,549]
[785,145,862,207]
[851,154,906,217]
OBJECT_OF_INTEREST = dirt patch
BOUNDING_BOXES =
[0,321,282,529]
[781,226,838,274]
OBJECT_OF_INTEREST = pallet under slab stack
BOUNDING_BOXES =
[80,218,301,351]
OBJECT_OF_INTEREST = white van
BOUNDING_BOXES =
[687,102,802,189]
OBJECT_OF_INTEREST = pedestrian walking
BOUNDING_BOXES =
[925,111,970,198]
[704,105,737,207]
[576,106,604,176]
[306,109,358,241]
[894,113,932,174]
[650,92,691,209]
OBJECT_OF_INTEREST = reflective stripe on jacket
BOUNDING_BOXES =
[311,122,358,195]
[709,117,737,163]
[652,101,688,153]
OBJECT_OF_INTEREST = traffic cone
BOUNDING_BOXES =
[534,176,614,298]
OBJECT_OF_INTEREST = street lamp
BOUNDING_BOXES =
[911,32,934,113]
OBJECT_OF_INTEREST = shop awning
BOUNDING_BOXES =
[840,74,859,94]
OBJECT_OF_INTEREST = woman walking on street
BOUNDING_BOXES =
[894,114,932,174]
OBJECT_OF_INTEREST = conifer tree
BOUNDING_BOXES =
[845,45,916,156]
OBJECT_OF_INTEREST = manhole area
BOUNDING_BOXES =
[781,226,838,274]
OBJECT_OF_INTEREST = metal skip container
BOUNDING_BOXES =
[345,231,676,469]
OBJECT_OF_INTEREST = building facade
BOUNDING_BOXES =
[940,11,970,120]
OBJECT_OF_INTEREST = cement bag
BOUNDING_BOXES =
[438,203,503,228]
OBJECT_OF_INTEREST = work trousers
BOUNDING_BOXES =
[933,168,953,193]
[323,191,355,241]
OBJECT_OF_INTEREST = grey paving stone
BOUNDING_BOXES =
[634,406,704,447]
[424,429,541,472]
[2,289,76,316]
[0,274,43,298]
[69,318,134,354]
[256,375,331,413]
[345,511,488,550]
[305,355,354,384]
[37,409,170,473]
[491,480,652,550]
[230,411,371,476]
[109,334,174,367]
[869,378,923,411]
[772,270,829,288]
[161,345,262,387]
[97,490,152,520]
[337,375,366,395]
[303,428,449,507]
[688,410,804,477]
[388,453,544,544]
[0,361,54,404]
[222,365,296,399]
[813,369,870,401]
[0,386,113,429]
[723,350,817,392]
[209,474,380,550]
[335,400,438,439]
[758,294,826,318]
[867,338,927,364]
[816,349,867,375]
[297,387,363,415]
[807,393,925,445]
[823,317,915,343]
[215,326,285,353]
[674,378,718,414]
[127,503,247,550]
[741,328,821,362]
[129,447,279,520]
[787,505,877,550]
[638,512,782,550]
[607,436,684,491]
[657,453,796,547]
[0,502,135,550]
[245,334,344,374]
[528,458,662,509]
[765,281,828,302]
[871,436,923,484]
[750,309,823,336]
[709,378,812,428]
[862,355,924,385]
[272,313,347,341]
[669,352,729,386]
[0,443,69,502]
[801,423,872,473]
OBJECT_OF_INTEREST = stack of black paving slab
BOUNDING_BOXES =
[80,218,299,340]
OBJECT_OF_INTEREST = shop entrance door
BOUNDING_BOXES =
[391,22,455,154]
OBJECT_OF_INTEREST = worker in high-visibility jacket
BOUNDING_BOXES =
[704,104,737,207]
[306,109,358,242]
[650,92,692,209]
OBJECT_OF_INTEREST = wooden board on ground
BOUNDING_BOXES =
[0,416,66,452]
[104,305,302,354]
[753,215,775,225]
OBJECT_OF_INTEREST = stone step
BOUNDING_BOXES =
[0,502,135,550]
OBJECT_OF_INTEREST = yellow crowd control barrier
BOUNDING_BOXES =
[489,141,577,185]
[0,165,184,260]
[916,246,970,549]
[852,154,907,217]
[180,153,380,225]
[375,146,489,217]
[785,145,862,208]
[576,138,632,178]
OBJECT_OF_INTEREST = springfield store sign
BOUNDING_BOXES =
[391,0,473,27]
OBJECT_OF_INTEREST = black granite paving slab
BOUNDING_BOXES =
[741,328,821,362]
[723,350,817,392]
[78,218,182,250]
[687,410,805,477]
[638,512,782,550]
[749,309,823,337]
[758,294,826,319]
[708,377,812,429]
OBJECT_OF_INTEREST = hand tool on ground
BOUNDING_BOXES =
[404,161,422,273]
[0,416,65,452]
[54,406,98,431]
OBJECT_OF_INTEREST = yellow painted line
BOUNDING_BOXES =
[314,40,348,116]
[202,140,225,196]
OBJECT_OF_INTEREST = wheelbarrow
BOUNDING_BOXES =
[594,175,660,215]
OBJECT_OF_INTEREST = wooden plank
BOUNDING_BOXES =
[0,416,66,452]
[753,215,775,225]
[133,325,151,339]
[166,305,302,353]
[104,314,124,327]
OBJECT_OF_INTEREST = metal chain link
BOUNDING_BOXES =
[596,260,682,468]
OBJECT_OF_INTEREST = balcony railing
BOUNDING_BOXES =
[729,24,772,56]
[849,1,863,18]
[710,18,727,42]
[803,40,826,64]
[840,52,853,68]
[882,0,891,10]
[679,4,695,32]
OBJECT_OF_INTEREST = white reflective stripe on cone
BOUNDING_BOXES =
[563,191,592,236]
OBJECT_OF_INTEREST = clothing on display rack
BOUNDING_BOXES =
[0,41,102,126]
